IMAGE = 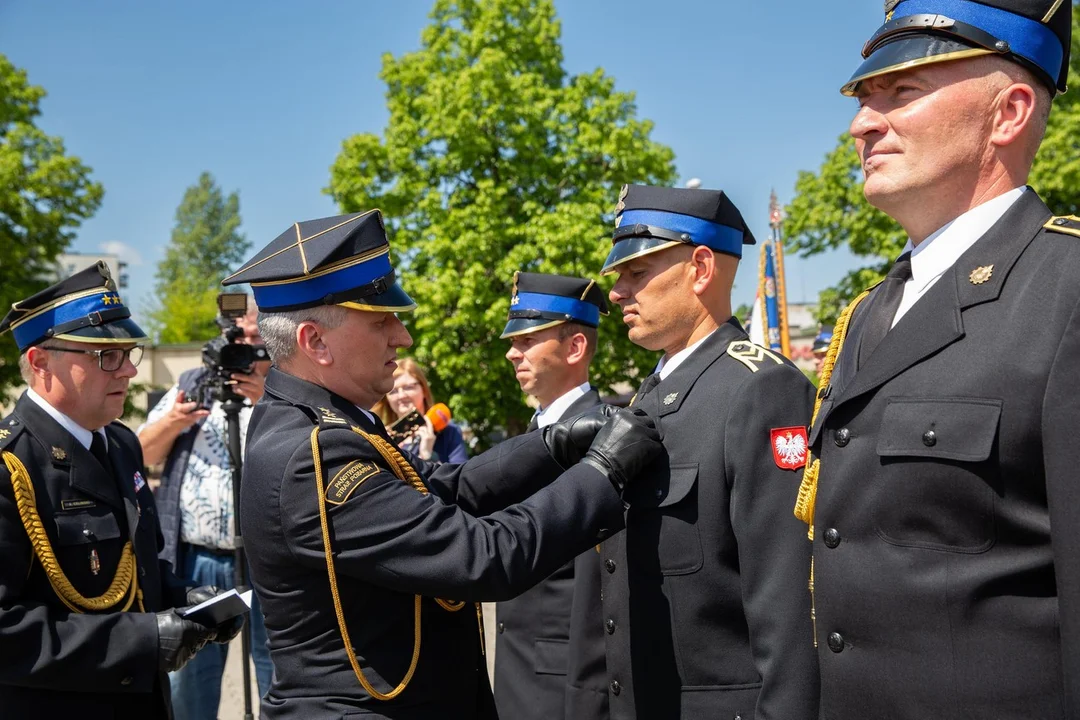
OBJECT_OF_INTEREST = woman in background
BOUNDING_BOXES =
[374,357,468,463]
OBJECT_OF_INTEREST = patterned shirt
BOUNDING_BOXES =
[143,386,251,551]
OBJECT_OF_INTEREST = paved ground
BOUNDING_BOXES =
[217,602,500,719]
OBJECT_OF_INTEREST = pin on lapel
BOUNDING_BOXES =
[969,265,994,285]
[0,429,9,441]
[51,446,66,461]
[663,392,678,406]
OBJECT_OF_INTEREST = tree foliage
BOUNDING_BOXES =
[326,0,677,443]
[147,172,249,344]
[0,53,104,396]
[785,3,1080,324]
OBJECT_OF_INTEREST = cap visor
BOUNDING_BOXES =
[600,238,682,275]
[337,280,417,313]
[53,317,149,344]
[841,35,992,96]
[500,317,568,339]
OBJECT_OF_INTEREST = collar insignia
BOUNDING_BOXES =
[969,265,994,285]
[663,392,678,406]
[51,446,67,461]
[319,407,348,425]
[0,429,9,441]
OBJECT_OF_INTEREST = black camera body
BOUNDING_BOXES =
[193,293,269,410]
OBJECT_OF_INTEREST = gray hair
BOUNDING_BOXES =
[258,305,350,363]
[17,352,32,384]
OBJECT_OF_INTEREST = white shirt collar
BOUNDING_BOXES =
[26,388,106,452]
[903,187,1027,292]
[535,382,591,429]
[656,329,717,380]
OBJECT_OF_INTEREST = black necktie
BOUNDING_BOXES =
[858,252,913,367]
[632,372,661,406]
[526,413,540,433]
[90,432,111,473]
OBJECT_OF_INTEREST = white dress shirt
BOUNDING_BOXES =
[656,328,717,380]
[26,388,105,452]
[891,187,1026,327]
[535,382,591,429]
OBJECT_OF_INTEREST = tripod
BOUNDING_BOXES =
[223,390,255,720]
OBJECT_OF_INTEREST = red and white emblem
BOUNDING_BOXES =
[771,426,808,470]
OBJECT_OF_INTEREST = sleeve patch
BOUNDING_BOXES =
[325,460,379,505]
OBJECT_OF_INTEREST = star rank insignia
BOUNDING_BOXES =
[0,429,9,441]
[51,446,67,461]
[663,392,678,406]
[969,265,994,285]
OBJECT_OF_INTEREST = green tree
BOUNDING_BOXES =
[785,4,1080,324]
[326,0,676,443]
[0,53,104,395]
[148,172,249,344]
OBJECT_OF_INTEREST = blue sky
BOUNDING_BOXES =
[0,0,882,320]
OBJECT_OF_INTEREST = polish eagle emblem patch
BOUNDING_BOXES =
[771,426,808,470]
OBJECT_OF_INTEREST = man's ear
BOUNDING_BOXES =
[690,245,717,296]
[565,332,589,366]
[296,321,333,367]
[990,81,1037,150]
[25,346,51,378]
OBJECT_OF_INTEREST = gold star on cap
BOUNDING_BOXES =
[969,265,994,285]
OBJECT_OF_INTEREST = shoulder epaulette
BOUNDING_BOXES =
[1045,216,1080,239]
[726,340,785,373]
[0,415,24,451]
[317,406,351,428]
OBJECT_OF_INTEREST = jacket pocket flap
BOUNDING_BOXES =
[533,637,568,675]
[877,397,1002,462]
[631,464,699,509]
[55,508,122,545]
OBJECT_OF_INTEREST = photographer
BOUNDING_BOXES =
[137,298,273,720]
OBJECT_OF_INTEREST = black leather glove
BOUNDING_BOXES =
[185,585,245,645]
[156,608,217,673]
[542,404,617,468]
[581,408,663,495]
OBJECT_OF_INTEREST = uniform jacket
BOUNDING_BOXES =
[242,368,625,720]
[810,191,1080,719]
[495,388,610,720]
[0,392,184,720]
[600,319,820,720]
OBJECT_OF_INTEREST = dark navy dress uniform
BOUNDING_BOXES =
[797,3,1080,718]
[222,212,628,719]
[597,186,820,719]
[495,272,611,720]
[0,264,185,719]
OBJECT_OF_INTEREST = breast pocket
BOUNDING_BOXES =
[54,506,123,546]
[872,397,1001,553]
[631,464,703,575]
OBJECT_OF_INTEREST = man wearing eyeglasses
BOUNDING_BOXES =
[0,262,242,720]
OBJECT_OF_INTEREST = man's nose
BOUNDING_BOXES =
[389,315,413,349]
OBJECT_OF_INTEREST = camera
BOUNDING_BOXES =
[193,293,269,410]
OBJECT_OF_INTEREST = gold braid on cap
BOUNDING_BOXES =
[3,451,144,613]
[310,426,481,702]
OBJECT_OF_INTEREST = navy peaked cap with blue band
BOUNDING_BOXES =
[221,209,416,314]
[0,262,147,352]
[501,271,609,339]
[601,184,755,275]
[843,0,1073,96]
[813,326,835,353]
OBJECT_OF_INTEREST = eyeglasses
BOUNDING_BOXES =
[42,345,145,372]
[388,383,422,396]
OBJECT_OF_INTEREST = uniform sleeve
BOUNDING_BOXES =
[410,430,564,517]
[1042,291,1080,717]
[277,427,623,602]
[725,363,821,720]
[0,460,160,693]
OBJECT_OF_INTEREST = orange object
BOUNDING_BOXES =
[426,403,452,433]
